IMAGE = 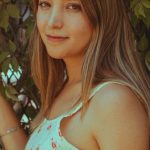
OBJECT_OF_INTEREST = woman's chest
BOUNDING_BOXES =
[60,109,100,150]
[47,100,100,150]
[44,83,100,150]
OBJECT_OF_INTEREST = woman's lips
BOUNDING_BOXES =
[46,35,69,43]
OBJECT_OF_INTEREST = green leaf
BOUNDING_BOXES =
[134,3,146,18]
[1,58,11,75]
[6,4,20,18]
[5,89,19,101]
[26,23,34,38]
[0,51,10,64]
[130,14,139,28]
[9,40,16,52]
[138,34,148,51]
[5,85,18,95]
[142,0,150,8]
[0,8,9,31]
[130,0,139,8]
[24,16,35,38]
[11,57,19,72]
[142,9,150,27]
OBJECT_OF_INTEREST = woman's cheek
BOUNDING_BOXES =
[37,13,48,30]
[67,15,91,33]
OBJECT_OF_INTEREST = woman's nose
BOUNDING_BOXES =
[47,8,64,29]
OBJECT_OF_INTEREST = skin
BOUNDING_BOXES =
[0,95,28,150]
[91,83,149,150]
[45,82,149,150]
[36,0,150,149]
[36,0,93,83]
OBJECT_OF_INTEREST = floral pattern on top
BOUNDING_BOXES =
[25,111,79,150]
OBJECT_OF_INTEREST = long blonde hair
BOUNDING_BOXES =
[29,0,150,133]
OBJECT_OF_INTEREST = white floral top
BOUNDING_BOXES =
[25,81,124,150]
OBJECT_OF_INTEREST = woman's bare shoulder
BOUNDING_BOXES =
[89,83,149,150]
[91,82,142,108]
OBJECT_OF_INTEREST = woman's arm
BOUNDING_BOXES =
[0,94,28,150]
[90,83,149,150]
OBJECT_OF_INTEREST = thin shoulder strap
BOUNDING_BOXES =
[61,80,125,119]
[89,80,125,99]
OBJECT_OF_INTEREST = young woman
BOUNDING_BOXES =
[0,0,150,149]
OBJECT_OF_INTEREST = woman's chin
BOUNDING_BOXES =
[47,52,66,60]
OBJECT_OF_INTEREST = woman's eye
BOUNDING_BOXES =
[38,1,51,9]
[66,4,82,11]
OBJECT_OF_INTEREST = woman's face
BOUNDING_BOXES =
[36,0,93,59]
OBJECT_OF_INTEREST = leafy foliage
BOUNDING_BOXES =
[0,0,150,148]
[129,0,150,69]
[0,0,39,136]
